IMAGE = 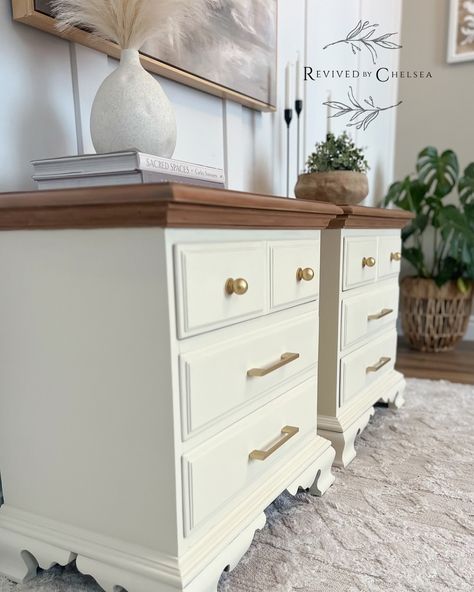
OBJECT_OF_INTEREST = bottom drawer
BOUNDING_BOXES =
[182,378,317,535]
[340,330,397,406]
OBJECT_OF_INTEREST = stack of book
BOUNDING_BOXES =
[31,151,226,190]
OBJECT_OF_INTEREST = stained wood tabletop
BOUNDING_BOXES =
[0,183,342,230]
[328,204,414,229]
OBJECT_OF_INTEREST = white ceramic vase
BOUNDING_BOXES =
[90,49,177,157]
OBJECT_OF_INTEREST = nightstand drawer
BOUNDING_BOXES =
[182,378,317,535]
[175,242,266,338]
[342,236,378,291]
[179,311,318,439]
[341,284,399,349]
[378,236,402,279]
[340,330,397,406]
[270,240,320,310]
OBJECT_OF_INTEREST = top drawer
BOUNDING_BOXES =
[270,240,320,310]
[378,236,402,279]
[175,242,266,338]
[342,236,378,290]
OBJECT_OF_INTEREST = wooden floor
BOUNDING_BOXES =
[396,338,474,385]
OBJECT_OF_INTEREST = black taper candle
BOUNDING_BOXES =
[284,108,293,198]
[295,99,303,177]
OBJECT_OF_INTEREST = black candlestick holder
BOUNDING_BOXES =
[284,108,293,198]
[295,99,303,176]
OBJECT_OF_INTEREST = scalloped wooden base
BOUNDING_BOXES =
[0,441,335,592]
[319,372,406,468]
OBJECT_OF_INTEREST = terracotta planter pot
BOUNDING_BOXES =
[294,171,369,205]
[400,277,473,352]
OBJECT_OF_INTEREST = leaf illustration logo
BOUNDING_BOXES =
[324,86,402,131]
[323,20,402,64]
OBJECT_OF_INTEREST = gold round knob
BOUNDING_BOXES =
[362,257,376,268]
[296,267,315,282]
[391,252,402,262]
[225,277,248,296]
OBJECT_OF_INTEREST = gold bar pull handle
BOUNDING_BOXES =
[249,426,299,461]
[368,308,394,321]
[247,352,300,378]
[366,356,391,374]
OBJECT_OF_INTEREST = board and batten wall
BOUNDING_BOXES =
[395,0,474,340]
[0,0,401,203]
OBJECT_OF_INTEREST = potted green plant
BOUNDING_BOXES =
[385,147,474,352]
[295,132,370,204]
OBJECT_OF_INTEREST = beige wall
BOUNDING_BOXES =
[395,0,474,179]
[395,0,474,340]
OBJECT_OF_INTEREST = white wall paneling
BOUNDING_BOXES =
[70,44,113,155]
[305,0,360,155]
[275,0,306,195]
[158,75,224,170]
[359,0,403,205]
[305,0,403,206]
[0,1,77,191]
[223,100,244,191]
[1,0,402,198]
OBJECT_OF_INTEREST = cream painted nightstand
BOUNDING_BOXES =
[318,206,413,468]
[0,185,340,592]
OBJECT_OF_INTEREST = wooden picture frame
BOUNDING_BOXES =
[447,0,474,63]
[12,0,278,112]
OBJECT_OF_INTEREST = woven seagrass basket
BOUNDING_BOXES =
[401,277,473,352]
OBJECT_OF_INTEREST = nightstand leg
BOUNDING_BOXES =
[319,407,375,468]
[384,379,406,410]
[308,446,336,496]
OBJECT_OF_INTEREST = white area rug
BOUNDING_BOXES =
[1,378,473,592]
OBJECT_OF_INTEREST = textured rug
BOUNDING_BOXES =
[1,378,473,592]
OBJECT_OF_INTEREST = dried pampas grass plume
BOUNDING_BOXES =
[51,0,198,50]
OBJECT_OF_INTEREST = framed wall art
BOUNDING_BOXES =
[12,0,278,111]
[447,0,474,63]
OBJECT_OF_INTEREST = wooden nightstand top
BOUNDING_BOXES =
[328,205,414,229]
[0,183,343,231]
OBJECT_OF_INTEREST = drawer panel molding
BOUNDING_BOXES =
[179,312,319,439]
[270,240,320,310]
[341,283,399,349]
[378,236,402,279]
[175,242,266,338]
[182,379,318,535]
[342,236,378,290]
[340,330,398,406]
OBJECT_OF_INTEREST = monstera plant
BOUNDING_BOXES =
[385,147,474,352]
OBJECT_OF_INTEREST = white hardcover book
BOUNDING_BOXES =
[32,151,225,185]
[34,171,225,191]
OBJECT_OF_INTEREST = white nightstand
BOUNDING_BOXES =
[0,185,340,592]
[318,206,413,468]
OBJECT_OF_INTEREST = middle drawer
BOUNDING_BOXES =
[341,283,400,350]
[179,311,318,439]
